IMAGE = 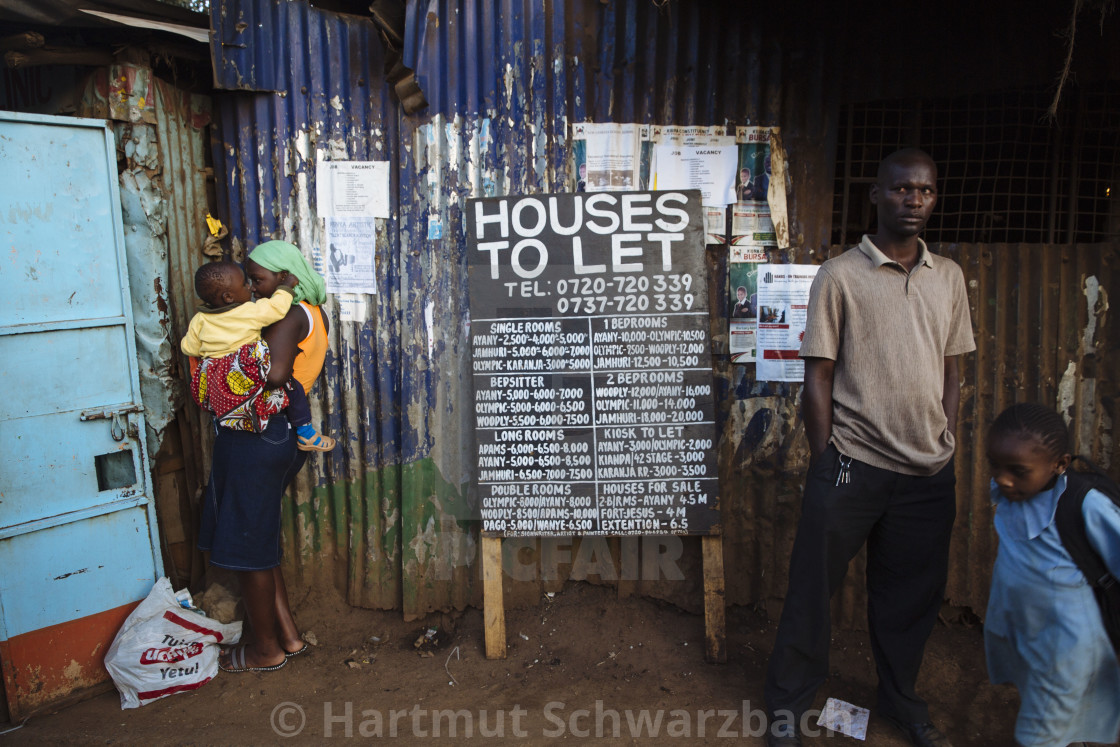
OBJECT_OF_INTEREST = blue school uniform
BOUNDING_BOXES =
[985,474,1120,747]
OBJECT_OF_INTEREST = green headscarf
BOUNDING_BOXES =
[248,240,327,306]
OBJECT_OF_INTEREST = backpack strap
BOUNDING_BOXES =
[1057,461,1120,656]
[1056,469,1116,591]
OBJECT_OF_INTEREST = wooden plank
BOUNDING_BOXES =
[702,535,726,663]
[156,472,187,546]
[482,537,506,659]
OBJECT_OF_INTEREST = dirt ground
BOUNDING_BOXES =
[0,582,1057,745]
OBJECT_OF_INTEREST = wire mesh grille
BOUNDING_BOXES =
[833,83,1120,246]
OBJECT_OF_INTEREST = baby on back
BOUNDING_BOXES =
[183,260,294,357]
[181,260,334,451]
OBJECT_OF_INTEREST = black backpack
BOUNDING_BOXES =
[1055,459,1120,656]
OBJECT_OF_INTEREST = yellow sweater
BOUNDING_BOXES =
[180,287,293,358]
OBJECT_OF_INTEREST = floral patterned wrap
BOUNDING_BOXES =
[190,341,289,432]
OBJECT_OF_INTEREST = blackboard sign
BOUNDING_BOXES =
[466,191,719,536]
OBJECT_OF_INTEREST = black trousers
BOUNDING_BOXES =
[764,444,956,723]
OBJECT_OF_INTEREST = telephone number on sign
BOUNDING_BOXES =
[555,273,694,296]
[556,293,696,314]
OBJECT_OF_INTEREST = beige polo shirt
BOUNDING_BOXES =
[800,236,975,476]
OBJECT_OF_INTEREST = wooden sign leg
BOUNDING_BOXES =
[702,535,727,663]
[482,536,507,659]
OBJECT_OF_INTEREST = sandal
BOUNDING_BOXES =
[297,433,336,452]
[218,644,287,673]
[285,643,309,659]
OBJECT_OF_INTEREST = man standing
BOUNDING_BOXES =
[764,149,974,747]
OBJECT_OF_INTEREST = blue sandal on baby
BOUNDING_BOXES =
[297,432,336,452]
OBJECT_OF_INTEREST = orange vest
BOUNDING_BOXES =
[292,302,327,392]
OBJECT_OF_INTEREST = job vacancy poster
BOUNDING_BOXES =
[466,191,720,537]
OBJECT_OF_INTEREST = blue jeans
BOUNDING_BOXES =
[198,414,307,570]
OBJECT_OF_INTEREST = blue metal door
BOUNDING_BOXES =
[0,111,162,718]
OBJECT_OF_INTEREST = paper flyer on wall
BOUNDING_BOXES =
[730,324,757,362]
[731,126,777,246]
[650,134,738,207]
[337,295,368,322]
[705,205,728,245]
[649,125,726,142]
[732,203,777,246]
[731,245,768,263]
[315,158,390,218]
[322,216,378,295]
[729,261,759,362]
[756,263,818,381]
[571,123,651,191]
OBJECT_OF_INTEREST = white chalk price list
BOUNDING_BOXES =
[473,313,718,537]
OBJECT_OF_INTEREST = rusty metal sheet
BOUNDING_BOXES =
[73,65,213,591]
[398,0,839,613]
[205,0,844,618]
[209,0,417,613]
[938,242,1120,619]
[77,66,211,460]
[801,243,1120,628]
[207,0,1120,629]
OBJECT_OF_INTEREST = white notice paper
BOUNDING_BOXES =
[704,205,727,244]
[316,158,390,218]
[573,122,646,191]
[729,325,756,362]
[323,217,378,295]
[337,295,368,322]
[651,140,738,206]
[650,125,725,141]
[816,698,869,740]
[756,263,819,382]
[732,202,776,246]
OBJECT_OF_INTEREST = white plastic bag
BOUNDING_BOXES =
[104,577,242,709]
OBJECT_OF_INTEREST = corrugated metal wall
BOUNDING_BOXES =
[207,0,842,618]
[401,0,839,247]
[204,0,1120,624]
[397,0,841,614]
[148,78,216,585]
[947,242,1120,614]
[209,0,479,616]
[809,242,1120,627]
[76,66,209,460]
